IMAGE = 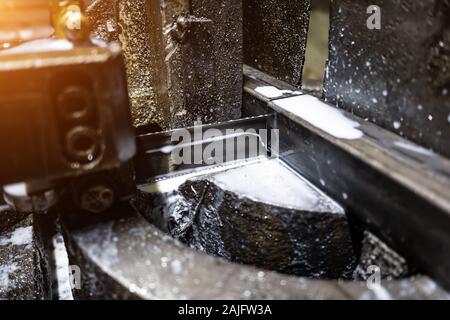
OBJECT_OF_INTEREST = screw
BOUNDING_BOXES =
[79,184,114,214]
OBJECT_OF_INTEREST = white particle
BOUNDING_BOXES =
[382,90,388,97]
[372,98,378,103]
[393,121,401,130]
[342,193,348,200]
[417,104,423,110]
[447,114,450,123]
[160,256,169,268]
[273,95,363,140]
[320,179,326,186]
[0,226,32,247]
[366,61,371,67]
[443,88,448,96]
[106,20,116,33]
[170,259,183,275]
[428,115,433,121]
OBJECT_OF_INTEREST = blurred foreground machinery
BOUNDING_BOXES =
[0,0,450,300]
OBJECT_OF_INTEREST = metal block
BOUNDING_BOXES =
[244,0,311,87]
[87,0,243,129]
[324,0,450,157]
[165,159,356,279]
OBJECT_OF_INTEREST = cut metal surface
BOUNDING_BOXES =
[137,158,357,279]
[324,0,450,157]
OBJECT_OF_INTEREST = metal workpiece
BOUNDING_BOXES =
[0,43,135,187]
[86,0,242,129]
[244,0,311,87]
[137,158,357,279]
[325,0,450,157]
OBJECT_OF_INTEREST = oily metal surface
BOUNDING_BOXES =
[324,0,450,157]
[244,0,311,87]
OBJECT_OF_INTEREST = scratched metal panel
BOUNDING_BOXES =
[324,0,450,157]
[244,0,312,87]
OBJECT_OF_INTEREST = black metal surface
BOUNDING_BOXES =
[87,0,243,129]
[244,0,311,87]
[134,115,269,185]
[174,173,355,279]
[173,0,243,127]
[0,44,136,187]
[243,68,450,289]
[324,0,450,157]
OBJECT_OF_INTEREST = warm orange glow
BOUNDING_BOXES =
[0,0,53,44]
[51,0,89,41]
